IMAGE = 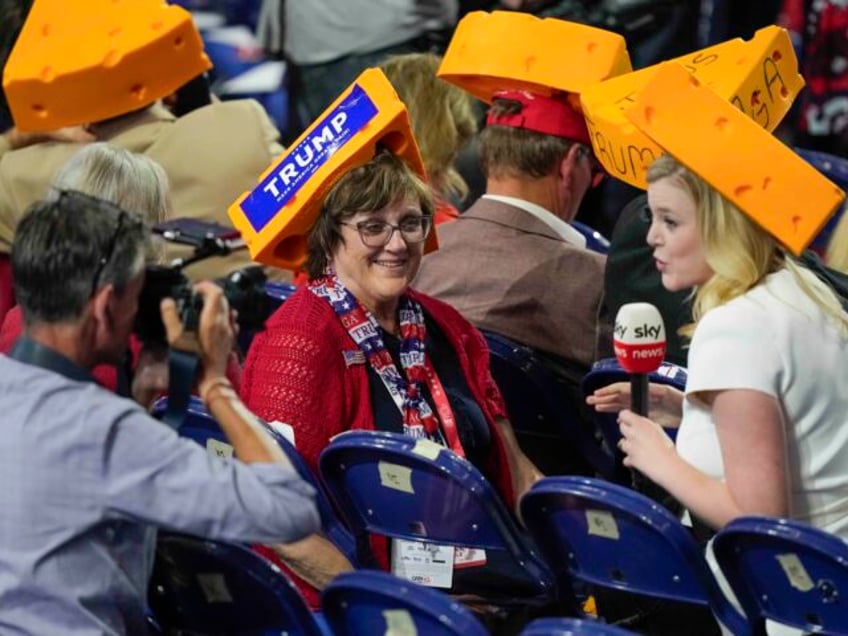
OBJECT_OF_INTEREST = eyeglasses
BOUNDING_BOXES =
[91,211,126,296]
[576,145,605,187]
[341,215,433,247]
[54,189,131,296]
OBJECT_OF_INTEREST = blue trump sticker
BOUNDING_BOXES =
[240,84,379,233]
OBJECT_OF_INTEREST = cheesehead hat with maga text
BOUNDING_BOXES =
[624,63,844,256]
[437,11,631,143]
[228,67,432,271]
[3,0,211,132]
[581,25,804,189]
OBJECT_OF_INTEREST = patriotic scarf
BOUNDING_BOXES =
[309,273,443,443]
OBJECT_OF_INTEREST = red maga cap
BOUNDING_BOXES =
[486,89,591,145]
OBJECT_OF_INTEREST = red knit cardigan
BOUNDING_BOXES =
[240,285,515,607]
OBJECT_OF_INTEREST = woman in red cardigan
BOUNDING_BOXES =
[240,149,542,609]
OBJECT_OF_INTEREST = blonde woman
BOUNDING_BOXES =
[589,153,848,540]
[380,52,479,224]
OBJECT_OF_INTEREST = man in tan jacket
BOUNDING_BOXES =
[0,0,285,283]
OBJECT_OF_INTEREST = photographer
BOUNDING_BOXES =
[0,191,319,634]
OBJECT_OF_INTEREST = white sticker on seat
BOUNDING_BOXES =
[586,509,620,540]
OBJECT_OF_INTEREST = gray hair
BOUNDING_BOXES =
[48,142,170,226]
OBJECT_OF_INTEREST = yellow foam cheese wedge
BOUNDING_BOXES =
[228,67,432,271]
[3,0,211,132]
[581,25,803,188]
[624,62,844,255]
[437,10,631,103]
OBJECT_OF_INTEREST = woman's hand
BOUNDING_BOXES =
[586,382,684,428]
[617,409,677,483]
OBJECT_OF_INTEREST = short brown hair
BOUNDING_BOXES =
[479,98,575,180]
[306,150,434,279]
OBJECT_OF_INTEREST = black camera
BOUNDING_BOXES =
[133,218,269,349]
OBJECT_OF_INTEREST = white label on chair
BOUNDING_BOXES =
[776,553,815,592]
[378,461,414,494]
[382,609,418,635]
[206,439,234,459]
[196,573,234,603]
[391,539,454,588]
[411,439,442,460]
[585,510,620,540]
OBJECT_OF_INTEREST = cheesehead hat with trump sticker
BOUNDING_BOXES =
[437,11,631,145]
[581,25,804,189]
[228,67,432,271]
[3,0,211,132]
[624,62,844,256]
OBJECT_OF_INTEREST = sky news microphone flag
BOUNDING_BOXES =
[436,11,632,144]
[613,302,666,376]
[580,25,804,189]
[624,63,845,256]
[228,67,432,271]
[2,0,211,132]
[614,302,666,473]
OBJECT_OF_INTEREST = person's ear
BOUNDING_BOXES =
[90,284,116,334]
[559,144,582,186]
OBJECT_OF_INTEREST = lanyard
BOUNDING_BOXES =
[422,356,464,458]
[309,275,464,457]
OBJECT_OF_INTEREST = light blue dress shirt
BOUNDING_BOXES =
[0,342,320,635]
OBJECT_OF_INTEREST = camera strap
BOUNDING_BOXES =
[160,338,201,431]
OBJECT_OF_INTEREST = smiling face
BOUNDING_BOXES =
[645,176,714,292]
[330,197,426,318]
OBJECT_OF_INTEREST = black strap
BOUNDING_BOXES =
[159,348,200,431]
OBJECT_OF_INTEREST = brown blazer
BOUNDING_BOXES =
[0,100,287,282]
[413,197,613,369]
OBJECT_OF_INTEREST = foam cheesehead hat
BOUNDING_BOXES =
[2,0,211,133]
[228,67,432,271]
[581,25,804,189]
[624,62,845,256]
[437,11,631,144]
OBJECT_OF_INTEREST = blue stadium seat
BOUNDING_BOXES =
[581,357,687,481]
[712,516,848,636]
[483,330,613,479]
[318,430,557,609]
[795,147,848,255]
[148,532,330,635]
[572,221,611,254]
[263,280,299,311]
[239,280,299,353]
[322,570,490,636]
[151,395,357,566]
[519,476,751,635]
[520,617,638,635]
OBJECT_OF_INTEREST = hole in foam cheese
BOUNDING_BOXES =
[227,67,434,272]
[623,62,844,256]
[580,25,804,189]
[2,0,211,132]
